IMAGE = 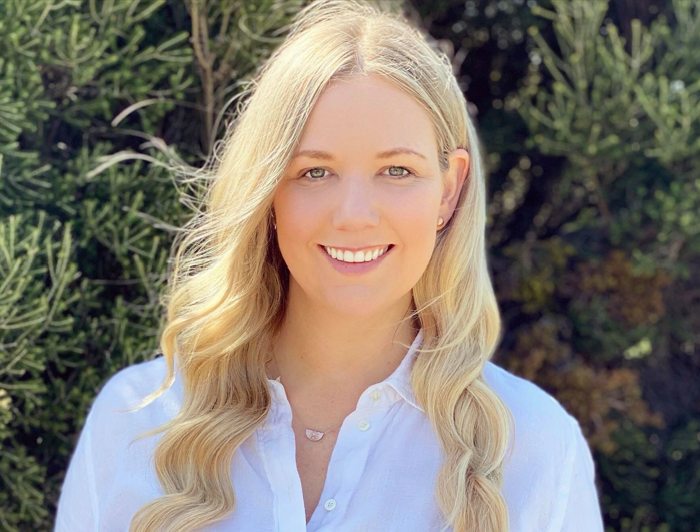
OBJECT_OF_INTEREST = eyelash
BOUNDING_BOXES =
[299,166,415,181]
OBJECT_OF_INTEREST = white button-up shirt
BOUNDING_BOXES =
[54,329,605,531]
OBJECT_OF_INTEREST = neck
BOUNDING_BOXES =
[269,284,419,399]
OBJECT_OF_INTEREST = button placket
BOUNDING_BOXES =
[260,380,308,530]
[306,405,381,530]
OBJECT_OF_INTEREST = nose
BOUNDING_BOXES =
[331,176,380,231]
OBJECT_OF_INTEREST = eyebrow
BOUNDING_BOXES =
[292,147,428,161]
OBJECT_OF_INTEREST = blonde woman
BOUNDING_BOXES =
[54,0,604,530]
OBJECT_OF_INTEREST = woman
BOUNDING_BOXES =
[55,0,604,530]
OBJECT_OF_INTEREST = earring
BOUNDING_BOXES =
[437,216,444,228]
[271,211,277,230]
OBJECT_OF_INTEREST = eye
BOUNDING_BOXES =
[300,167,329,180]
[384,166,414,178]
[299,165,416,181]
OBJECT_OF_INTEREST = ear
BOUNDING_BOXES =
[439,148,470,224]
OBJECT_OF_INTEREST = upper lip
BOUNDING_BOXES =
[320,244,393,251]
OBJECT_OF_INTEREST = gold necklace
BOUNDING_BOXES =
[274,374,343,442]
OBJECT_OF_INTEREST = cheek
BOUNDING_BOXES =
[388,188,441,241]
[272,189,323,269]
[274,188,315,231]
[383,190,441,284]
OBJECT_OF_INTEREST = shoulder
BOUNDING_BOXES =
[483,360,577,428]
[86,355,183,441]
[482,361,603,530]
[97,355,181,406]
[101,355,177,399]
[482,360,580,459]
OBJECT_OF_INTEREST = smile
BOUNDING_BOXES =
[322,245,392,263]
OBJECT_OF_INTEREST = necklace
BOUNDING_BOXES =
[274,375,343,442]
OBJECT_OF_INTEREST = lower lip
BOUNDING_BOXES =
[319,245,394,275]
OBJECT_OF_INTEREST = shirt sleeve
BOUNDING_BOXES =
[555,416,605,532]
[53,401,100,531]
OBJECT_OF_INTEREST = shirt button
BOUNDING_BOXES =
[324,498,337,511]
[358,420,370,431]
[371,390,381,401]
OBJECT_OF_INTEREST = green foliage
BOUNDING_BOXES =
[0,0,300,529]
[0,212,79,528]
[491,0,699,528]
[508,0,699,271]
[599,418,700,531]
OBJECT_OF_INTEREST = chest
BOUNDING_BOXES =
[255,376,453,528]
[293,424,341,523]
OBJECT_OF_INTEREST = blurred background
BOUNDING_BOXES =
[1,0,698,530]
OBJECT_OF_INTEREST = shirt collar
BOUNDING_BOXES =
[384,328,424,413]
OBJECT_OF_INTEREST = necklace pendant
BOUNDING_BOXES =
[305,429,325,441]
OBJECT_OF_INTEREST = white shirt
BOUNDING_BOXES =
[54,329,604,531]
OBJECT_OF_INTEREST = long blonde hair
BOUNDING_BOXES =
[127,0,513,530]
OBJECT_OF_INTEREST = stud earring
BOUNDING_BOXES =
[437,216,444,228]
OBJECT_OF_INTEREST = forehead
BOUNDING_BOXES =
[294,73,439,161]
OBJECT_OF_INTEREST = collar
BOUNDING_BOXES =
[384,328,424,413]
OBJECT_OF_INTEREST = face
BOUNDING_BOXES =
[272,73,469,318]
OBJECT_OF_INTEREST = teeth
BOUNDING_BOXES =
[323,245,389,263]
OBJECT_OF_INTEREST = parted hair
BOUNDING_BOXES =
[126,0,514,530]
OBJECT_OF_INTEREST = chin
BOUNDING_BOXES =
[318,289,406,319]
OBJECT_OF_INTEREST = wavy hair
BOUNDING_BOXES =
[126,0,514,530]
